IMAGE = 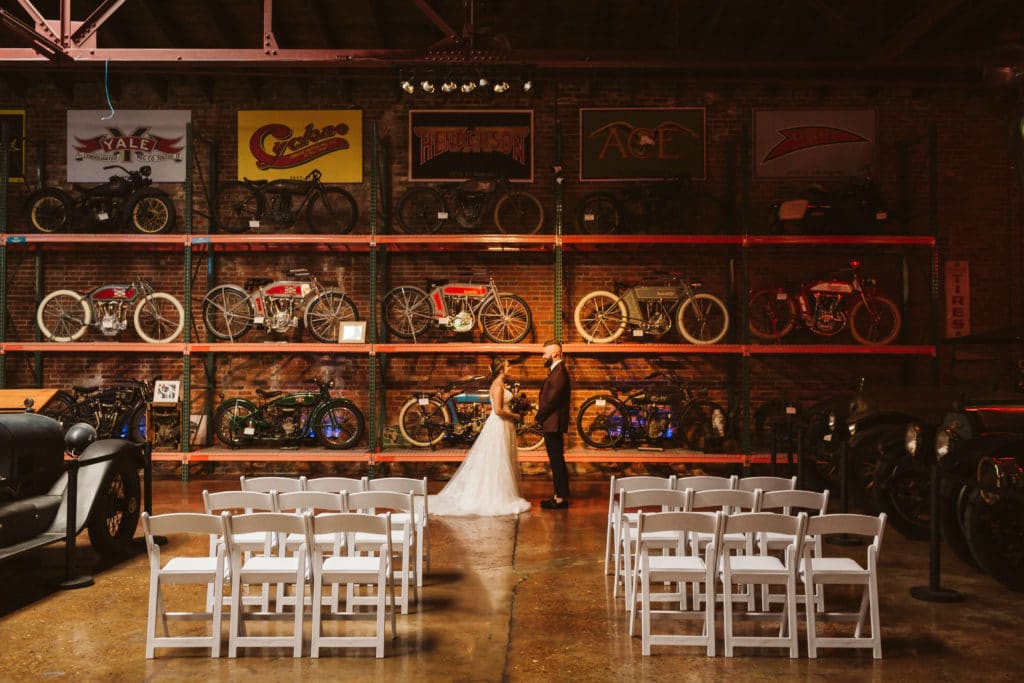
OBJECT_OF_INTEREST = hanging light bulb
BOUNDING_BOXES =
[400,79,415,94]
[493,80,510,93]
[420,80,435,93]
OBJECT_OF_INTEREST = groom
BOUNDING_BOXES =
[535,340,571,509]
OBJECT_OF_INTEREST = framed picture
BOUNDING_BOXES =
[408,109,533,182]
[339,321,367,343]
[153,380,181,405]
[579,107,706,181]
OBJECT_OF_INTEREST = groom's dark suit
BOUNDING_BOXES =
[535,359,571,500]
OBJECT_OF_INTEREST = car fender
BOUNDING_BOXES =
[45,439,143,536]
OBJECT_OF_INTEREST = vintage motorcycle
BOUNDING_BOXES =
[40,378,152,441]
[213,377,364,450]
[574,175,724,234]
[575,372,728,452]
[396,375,544,450]
[213,168,358,234]
[395,176,545,234]
[36,279,185,344]
[748,259,901,345]
[381,275,532,343]
[201,268,359,343]
[768,176,889,235]
[24,164,175,234]
[573,273,729,345]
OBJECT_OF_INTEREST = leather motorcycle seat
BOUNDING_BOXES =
[256,389,283,399]
[284,268,311,279]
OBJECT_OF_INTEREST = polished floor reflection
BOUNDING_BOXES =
[0,475,1020,681]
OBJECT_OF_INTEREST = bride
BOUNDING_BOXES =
[430,357,531,516]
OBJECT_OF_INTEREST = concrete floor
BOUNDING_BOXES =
[0,475,1020,682]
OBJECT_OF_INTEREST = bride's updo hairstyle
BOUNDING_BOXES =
[490,356,508,378]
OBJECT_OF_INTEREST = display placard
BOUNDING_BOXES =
[408,110,533,182]
[67,110,190,182]
[753,108,877,179]
[237,109,363,182]
[153,380,181,405]
[338,321,367,344]
[579,108,706,181]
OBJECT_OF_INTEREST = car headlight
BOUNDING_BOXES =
[904,422,922,457]
[934,428,951,460]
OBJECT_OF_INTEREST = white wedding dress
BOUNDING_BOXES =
[430,388,531,516]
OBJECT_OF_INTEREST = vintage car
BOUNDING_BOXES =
[0,410,145,579]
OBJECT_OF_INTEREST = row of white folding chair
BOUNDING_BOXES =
[629,510,886,659]
[240,475,367,494]
[142,510,398,659]
[603,474,797,575]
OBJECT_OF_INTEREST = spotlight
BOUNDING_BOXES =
[493,80,510,93]
[400,79,415,94]
[461,80,477,93]
[441,79,458,93]
[523,79,533,92]
[420,80,435,93]
[478,75,489,87]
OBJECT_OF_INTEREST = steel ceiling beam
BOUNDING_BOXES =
[71,0,128,46]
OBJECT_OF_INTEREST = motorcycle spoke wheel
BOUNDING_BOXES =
[874,460,930,540]
[964,494,1024,591]
[396,188,445,233]
[748,289,797,341]
[575,194,621,234]
[494,192,545,234]
[128,402,148,442]
[202,286,253,341]
[480,294,533,343]
[213,400,255,447]
[398,396,448,447]
[37,290,91,342]
[134,293,185,343]
[305,292,359,343]
[130,193,175,234]
[314,400,365,449]
[381,287,432,339]
[677,399,727,452]
[676,292,730,345]
[307,188,358,234]
[39,391,76,432]
[576,396,628,448]
[86,458,141,559]
[573,291,627,343]
[213,182,261,233]
[25,190,72,233]
[849,295,902,345]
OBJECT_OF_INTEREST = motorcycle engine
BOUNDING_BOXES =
[264,296,299,333]
[88,198,117,225]
[446,298,475,333]
[267,192,293,221]
[810,293,846,336]
[459,191,488,223]
[97,301,128,336]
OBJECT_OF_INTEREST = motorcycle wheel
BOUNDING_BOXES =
[39,390,77,432]
[381,286,432,339]
[127,401,148,442]
[677,399,726,452]
[873,456,930,540]
[574,291,628,343]
[133,293,185,343]
[86,457,142,559]
[964,492,1024,591]
[25,189,73,233]
[304,291,359,343]
[676,292,730,344]
[307,187,358,234]
[213,181,262,233]
[748,289,797,341]
[202,285,254,341]
[480,294,533,343]
[129,191,176,234]
[398,396,449,448]
[37,289,92,342]
[849,295,902,345]
[576,395,628,448]
[213,399,256,448]
[494,192,545,234]
[940,481,982,569]
[680,193,724,233]
[314,399,365,450]
[575,193,622,234]
[396,188,445,233]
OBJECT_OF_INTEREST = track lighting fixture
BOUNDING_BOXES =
[420,80,435,93]
[493,80,510,93]
[461,80,477,93]
[441,78,458,93]
[478,75,489,87]
[400,78,415,94]
[523,79,533,92]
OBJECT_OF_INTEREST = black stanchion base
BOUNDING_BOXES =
[910,585,964,603]
[60,575,95,590]
[826,533,866,547]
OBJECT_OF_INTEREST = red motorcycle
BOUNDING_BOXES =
[748,259,901,345]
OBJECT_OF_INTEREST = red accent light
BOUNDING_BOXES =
[849,259,861,269]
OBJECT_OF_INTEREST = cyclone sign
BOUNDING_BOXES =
[237,110,363,182]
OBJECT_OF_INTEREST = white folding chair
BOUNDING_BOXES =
[738,475,797,492]
[368,476,430,585]
[687,488,762,610]
[225,512,313,658]
[143,512,229,659]
[203,489,277,611]
[310,512,398,658]
[603,475,676,576]
[673,474,738,494]
[347,490,416,614]
[274,490,347,612]
[719,512,807,659]
[306,476,368,495]
[801,513,886,659]
[240,475,307,493]
[629,511,722,657]
[759,488,830,611]
[615,488,689,604]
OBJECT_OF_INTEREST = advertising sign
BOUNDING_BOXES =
[238,110,363,182]
[945,260,970,338]
[579,108,706,182]
[408,110,533,182]
[67,110,189,182]
[754,109,877,179]
[0,110,25,182]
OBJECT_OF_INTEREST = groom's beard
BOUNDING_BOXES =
[543,358,553,369]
